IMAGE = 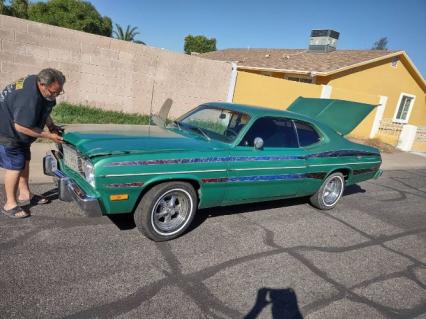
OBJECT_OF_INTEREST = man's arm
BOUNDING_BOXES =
[45,115,54,131]
[45,115,64,135]
[15,123,63,144]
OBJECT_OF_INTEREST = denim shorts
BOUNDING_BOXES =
[0,144,31,171]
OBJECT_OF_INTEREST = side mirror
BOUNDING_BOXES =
[254,137,264,150]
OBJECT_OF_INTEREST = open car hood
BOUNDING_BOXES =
[287,97,377,135]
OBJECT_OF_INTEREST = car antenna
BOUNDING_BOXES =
[148,80,156,136]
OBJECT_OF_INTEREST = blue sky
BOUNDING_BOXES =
[90,0,426,77]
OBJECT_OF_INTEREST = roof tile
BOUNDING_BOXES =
[200,49,397,73]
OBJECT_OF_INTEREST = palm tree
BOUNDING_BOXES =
[113,24,144,44]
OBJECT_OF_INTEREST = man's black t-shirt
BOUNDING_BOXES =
[0,75,56,146]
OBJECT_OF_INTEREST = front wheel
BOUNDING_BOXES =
[309,172,345,210]
[134,182,197,241]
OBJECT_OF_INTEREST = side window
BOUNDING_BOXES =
[240,117,298,148]
[294,121,321,146]
[227,113,250,133]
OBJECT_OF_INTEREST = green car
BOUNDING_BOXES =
[44,97,382,241]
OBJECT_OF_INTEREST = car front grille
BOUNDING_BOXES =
[62,144,83,174]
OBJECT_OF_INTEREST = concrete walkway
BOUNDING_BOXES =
[0,124,425,183]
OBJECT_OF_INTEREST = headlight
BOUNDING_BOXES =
[82,159,95,187]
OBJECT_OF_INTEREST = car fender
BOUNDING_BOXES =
[134,174,203,209]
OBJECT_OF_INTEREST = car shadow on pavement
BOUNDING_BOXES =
[53,184,366,233]
[244,287,303,319]
[343,184,366,196]
[190,196,310,232]
[107,213,136,230]
[190,184,365,232]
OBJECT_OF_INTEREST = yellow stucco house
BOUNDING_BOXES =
[202,41,426,152]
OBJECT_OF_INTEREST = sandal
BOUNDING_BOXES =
[18,194,50,206]
[1,206,30,219]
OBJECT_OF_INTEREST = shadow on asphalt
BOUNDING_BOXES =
[46,184,366,234]
[107,213,136,230]
[19,188,59,210]
[190,183,365,232]
[244,287,303,319]
[343,184,366,196]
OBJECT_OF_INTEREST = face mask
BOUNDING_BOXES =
[45,96,56,102]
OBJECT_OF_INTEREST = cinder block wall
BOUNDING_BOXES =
[0,15,232,117]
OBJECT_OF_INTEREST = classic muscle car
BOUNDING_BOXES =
[44,97,382,241]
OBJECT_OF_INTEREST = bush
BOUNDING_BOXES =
[51,102,150,124]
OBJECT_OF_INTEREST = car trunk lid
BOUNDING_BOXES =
[287,97,377,135]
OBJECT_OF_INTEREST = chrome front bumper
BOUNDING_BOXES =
[44,151,103,217]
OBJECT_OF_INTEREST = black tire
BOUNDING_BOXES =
[309,172,345,210]
[134,182,197,241]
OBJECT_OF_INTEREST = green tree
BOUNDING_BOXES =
[113,24,144,43]
[28,0,112,37]
[1,0,28,17]
[372,37,388,50]
[0,0,8,14]
[10,0,28,18]
[184,35,216,54]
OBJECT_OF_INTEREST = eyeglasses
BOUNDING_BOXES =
[46,87,65,96]
[43,84,64,96]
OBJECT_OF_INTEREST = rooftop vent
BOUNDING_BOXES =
[309,29,339,53]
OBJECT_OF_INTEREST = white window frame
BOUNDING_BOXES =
[392,92,416,124]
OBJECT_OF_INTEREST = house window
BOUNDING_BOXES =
[393,93,416,123]
[286,76,313,83]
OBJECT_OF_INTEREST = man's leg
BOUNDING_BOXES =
[1,145,30,217]
[17,160,31,201]
[4,169,21,209]
[17,153,49,205]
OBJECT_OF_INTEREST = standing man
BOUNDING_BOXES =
[0,68,65,218]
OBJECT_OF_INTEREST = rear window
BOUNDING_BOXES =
[294,121,321,146]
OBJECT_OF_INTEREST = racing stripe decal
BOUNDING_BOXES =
[202,172,326,183]
[306,150,379,158]
[106,150,379,167]
[106,155,304,167]
[106,182,145,188]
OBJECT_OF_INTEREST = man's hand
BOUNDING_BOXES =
[46,132,64,144]
[46,116,64,136]
[48,124,65,136]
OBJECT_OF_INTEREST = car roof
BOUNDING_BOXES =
[202,101,322,124]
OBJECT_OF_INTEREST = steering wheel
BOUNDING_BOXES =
[224,128,238,138]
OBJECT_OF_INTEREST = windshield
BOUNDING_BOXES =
[173,105,251,143]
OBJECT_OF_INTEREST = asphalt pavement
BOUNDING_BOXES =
[0,125,426,318]
[0,168,425,318]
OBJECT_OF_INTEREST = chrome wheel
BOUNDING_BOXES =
[151,188,193,236]
[322,175,344,206]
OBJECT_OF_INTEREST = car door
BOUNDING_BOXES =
[293,119,329,195]
[224,116,308,204]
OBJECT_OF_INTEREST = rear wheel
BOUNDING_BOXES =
[134,182,197,241]
[309,172,345,210]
